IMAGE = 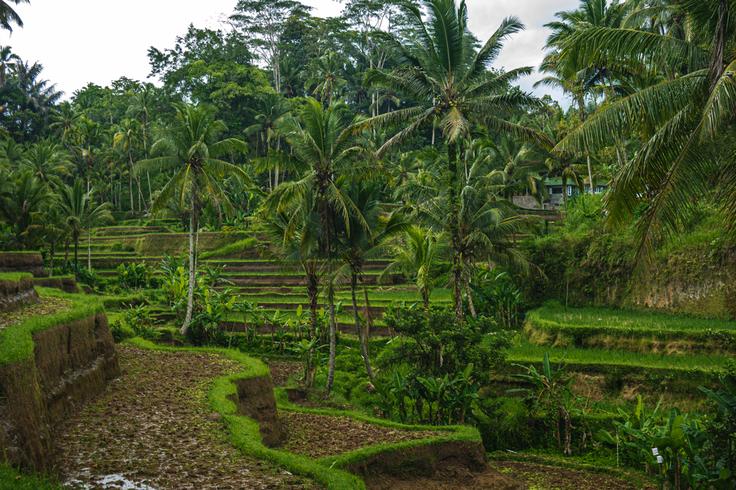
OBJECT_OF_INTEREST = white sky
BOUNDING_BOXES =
[0,0,579,102]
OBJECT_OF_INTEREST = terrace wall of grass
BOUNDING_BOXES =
[0,289,118,472]
[0,252,45,277]
[0,272,38,312]
[525,304,736,354]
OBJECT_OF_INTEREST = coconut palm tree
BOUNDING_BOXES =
[337,182,408,382]
[0,46,19,87]
[270,98,368,395]
[0,170,47,247]
[554,0,736,258]
[539,0,631,193]
[21,139,73,186]
[358,0,542,322]
[0,0,29,32]
[382,226,446,311]
[57,179,111,272]
[135,103,248,336]
[113,119,144,212]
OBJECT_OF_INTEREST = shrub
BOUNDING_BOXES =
[117,262,153,290]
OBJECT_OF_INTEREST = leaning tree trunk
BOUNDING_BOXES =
[447,141,464,323]
[586,156,595,195]
[325,279,338,395]
[182,194,199,336]
[351,271,374,382]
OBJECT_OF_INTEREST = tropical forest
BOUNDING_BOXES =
[0,0,735,488]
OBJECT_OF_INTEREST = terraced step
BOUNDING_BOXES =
[94,226,171,237]
[525,304,736,355]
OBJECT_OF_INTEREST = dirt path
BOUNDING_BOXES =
[53,345,315,489]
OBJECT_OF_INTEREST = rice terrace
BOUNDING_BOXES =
[1,0,735,488]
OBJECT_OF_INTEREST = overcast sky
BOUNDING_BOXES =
[0,0,579,102]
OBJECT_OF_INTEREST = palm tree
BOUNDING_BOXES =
[0,46,19,87]
[358,0,542,322]
[21,140,73,186]
[305,50,347,106]
[538,0,630,194]
[554,0,736,258]
[337,182,407,382]
[271,98,368,395]
[245,93,291,190]
[113,119,143,212]
[57,179,111,272]
[0,0,29,32]
[382,226,445,310]
[262,200,322,387]
[0,170,47,247]
[135,103,248,336]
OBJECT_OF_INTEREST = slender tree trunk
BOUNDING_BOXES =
[146,171,152,210]
[87,229,92,271]
[326,279,337,395]
[466,279,477,319]
[307,269,319,338]
[447,142,464,323]
[73,236,79,272]
[128,165,134,212]
[351,271,374,382]
[586,155,595,195]
[363,286,374,331]
[49,242,55,277]
[182,195,198,336]
[421,287,430,311]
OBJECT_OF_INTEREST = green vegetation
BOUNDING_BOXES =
[0,465,59,490]
[0,289,103,366]
[2,0,736,487]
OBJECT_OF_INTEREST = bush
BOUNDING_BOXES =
[117,262,154,290]
[375,305,512,425]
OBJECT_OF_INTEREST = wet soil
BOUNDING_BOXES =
[368,460,653,490]
[267,360,303,386]
[280,410,445,459]
[53,345,316,489]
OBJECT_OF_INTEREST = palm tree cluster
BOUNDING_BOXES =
[3,0,733,396]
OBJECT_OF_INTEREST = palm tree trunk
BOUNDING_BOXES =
[146,171,152,210]
[351,271,374,382]
[128,167,134,212]
[87,229,92,271]
[447,141,464,323]
[326,279,337,395]
[73,235,79,272]
[49,241,55,278]
[182,195,198,336]
[465,279,477,319]
[307,269,319,339]
[586,155,595,195]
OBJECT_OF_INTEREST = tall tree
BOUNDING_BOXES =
[359,0,541,322]
[271,98,368,394]
[555,0,736,258]
[230,0,311,94]
[135,104,248,336]
[57,179,111,272]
